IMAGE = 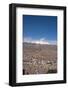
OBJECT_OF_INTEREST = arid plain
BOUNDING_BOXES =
[23,43,57,75]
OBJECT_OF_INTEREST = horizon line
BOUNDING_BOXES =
[23,41,57,45]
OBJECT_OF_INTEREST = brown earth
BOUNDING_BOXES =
[23,43,57,75]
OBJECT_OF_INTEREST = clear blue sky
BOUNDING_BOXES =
[23,15,57,44]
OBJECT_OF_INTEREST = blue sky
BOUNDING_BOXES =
[23,15,57,45]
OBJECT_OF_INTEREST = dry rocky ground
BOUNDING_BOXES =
[23,43,57,75]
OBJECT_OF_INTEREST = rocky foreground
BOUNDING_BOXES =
[23,43,57,75]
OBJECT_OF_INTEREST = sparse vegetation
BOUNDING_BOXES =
[23,43,57,75]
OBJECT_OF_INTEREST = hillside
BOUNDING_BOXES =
[23,42,57,75]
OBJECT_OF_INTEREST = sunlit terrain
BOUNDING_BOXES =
[23,42,57,75]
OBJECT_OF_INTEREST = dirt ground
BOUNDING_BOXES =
[23,43,57,75]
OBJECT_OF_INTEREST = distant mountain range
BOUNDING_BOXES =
[23,42,57,46]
